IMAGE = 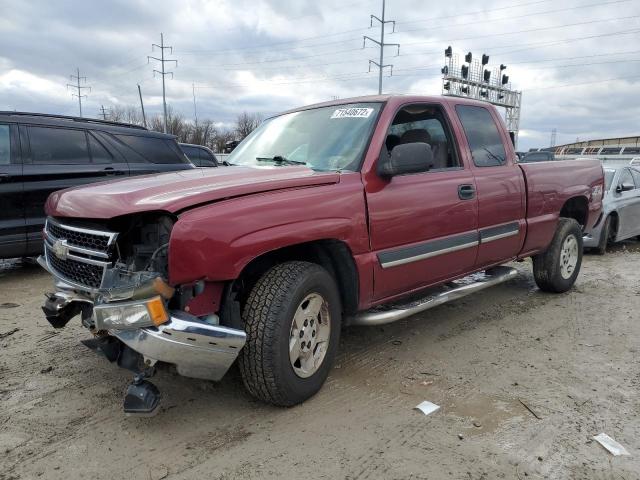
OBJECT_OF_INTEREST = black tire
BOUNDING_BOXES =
[532,217,583,293]
[238,261,341,406]
[594,215,612,255]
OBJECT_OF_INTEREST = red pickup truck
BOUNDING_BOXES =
[39,95,604,415]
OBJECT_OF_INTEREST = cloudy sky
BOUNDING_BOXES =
[0,0,639,150]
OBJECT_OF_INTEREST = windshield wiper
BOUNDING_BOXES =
[256,155,307,166]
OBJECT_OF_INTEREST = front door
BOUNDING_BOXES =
[615,168,640,239]
[364,102,479,301]
[0,123,25,258]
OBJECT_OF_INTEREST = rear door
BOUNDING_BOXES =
[454,105,526,268]
[108,134,193,175]
[21,125,125,254]
[365,102,479,301]
[0,123,25,258]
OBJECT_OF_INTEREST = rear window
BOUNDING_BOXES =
[114,134,189,164]
[523,152,552,162]
[600,147,621,155]
[455,105,506,167]
[623,147,640,155]
[29,127,90,165]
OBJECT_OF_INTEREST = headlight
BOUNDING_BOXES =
[93,296,169,331]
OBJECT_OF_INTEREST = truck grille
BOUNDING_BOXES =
[43,218,118,291]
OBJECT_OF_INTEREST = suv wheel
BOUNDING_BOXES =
[238,261,341,406]
[532,217,583,293]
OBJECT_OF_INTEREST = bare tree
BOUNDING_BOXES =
[213,129,236,153]
[234,112,262,140]
[106,105,144,125]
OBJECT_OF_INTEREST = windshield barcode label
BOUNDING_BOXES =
[330,108,374,119]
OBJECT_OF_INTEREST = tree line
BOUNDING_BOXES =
[104,105,262,153]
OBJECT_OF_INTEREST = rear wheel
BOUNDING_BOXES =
[533,218,583,293]
[238,261,341,406]
[595,215,613,255]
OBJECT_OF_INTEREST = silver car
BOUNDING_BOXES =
[584,165,640,253]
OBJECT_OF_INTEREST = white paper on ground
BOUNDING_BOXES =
[593,433,630,456]
[414,400,440,416]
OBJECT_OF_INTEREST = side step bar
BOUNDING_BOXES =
[349,266,518,326]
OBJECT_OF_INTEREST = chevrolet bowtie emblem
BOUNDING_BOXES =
[51,239,69,260]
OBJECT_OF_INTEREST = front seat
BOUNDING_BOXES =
[399,129,448,170]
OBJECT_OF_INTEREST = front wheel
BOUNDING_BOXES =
[532,217,583,293]
[238,261,341,406]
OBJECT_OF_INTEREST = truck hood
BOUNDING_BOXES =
[46,166,340,219]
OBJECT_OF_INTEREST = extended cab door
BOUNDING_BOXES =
[364,102,479,301]
[453,105,526,268]
[0,123,25,258]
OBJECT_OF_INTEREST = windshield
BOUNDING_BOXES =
[604,169,615,190]
[227,103,382,171]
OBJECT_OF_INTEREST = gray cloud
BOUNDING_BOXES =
[1,0,639,149]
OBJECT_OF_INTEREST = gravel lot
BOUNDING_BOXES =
[1,243,639,480]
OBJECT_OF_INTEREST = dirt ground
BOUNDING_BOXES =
[1,243,639,480]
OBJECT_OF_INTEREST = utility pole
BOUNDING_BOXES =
[137,84,147,128]
[67,68,90,117]
[99,105,108,120]
[148,33,177,133]
[363,0,399,95]
[192,82,198,124]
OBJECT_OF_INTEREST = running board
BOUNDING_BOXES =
[349,266,518,326]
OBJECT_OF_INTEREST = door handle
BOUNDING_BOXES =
[458,184,475,200]
[103,168,125,176]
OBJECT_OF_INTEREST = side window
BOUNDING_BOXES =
[619,169,635,189]
[88,132,113,164]
[0,124,10,165]
[114,135,189,164]
[386,104,460,172]
[29,127,90,165]
[180,145,201,165]
[631,169,640,187]
[455,105,507,167]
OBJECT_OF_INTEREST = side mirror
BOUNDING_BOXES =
[378,142,434,178]
[616,182,635,193]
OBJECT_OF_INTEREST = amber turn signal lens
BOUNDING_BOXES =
[147,296,169,326]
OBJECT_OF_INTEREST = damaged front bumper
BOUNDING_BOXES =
[38,256,246,382]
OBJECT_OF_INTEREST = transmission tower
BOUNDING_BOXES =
[148,33,177,133]
[363,0,399,95]
[550,128,557,147]
[67,68,90,117]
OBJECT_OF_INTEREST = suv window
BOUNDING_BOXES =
[29,127,90,165]
[182,144,218,166]
[114,135,188,164]
[455,105,507,167]
[385,104,460,171]
[0,125,10,165]
[88,132,113,164]
[522,152,552,162]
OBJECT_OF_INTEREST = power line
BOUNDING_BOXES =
[66,67,90,117]
[148,33,177,133]
[394,0,631,35]
[363,0,400,94]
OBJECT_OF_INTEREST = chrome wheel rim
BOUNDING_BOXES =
[289,293,331,378]
[560,234,579,279]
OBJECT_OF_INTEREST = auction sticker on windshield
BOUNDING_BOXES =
[331,108,374,119]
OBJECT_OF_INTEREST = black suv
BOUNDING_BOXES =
[0,112,194,259]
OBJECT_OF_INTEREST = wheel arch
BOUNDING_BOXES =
[230,239,359,316]
[559,196,589,229]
